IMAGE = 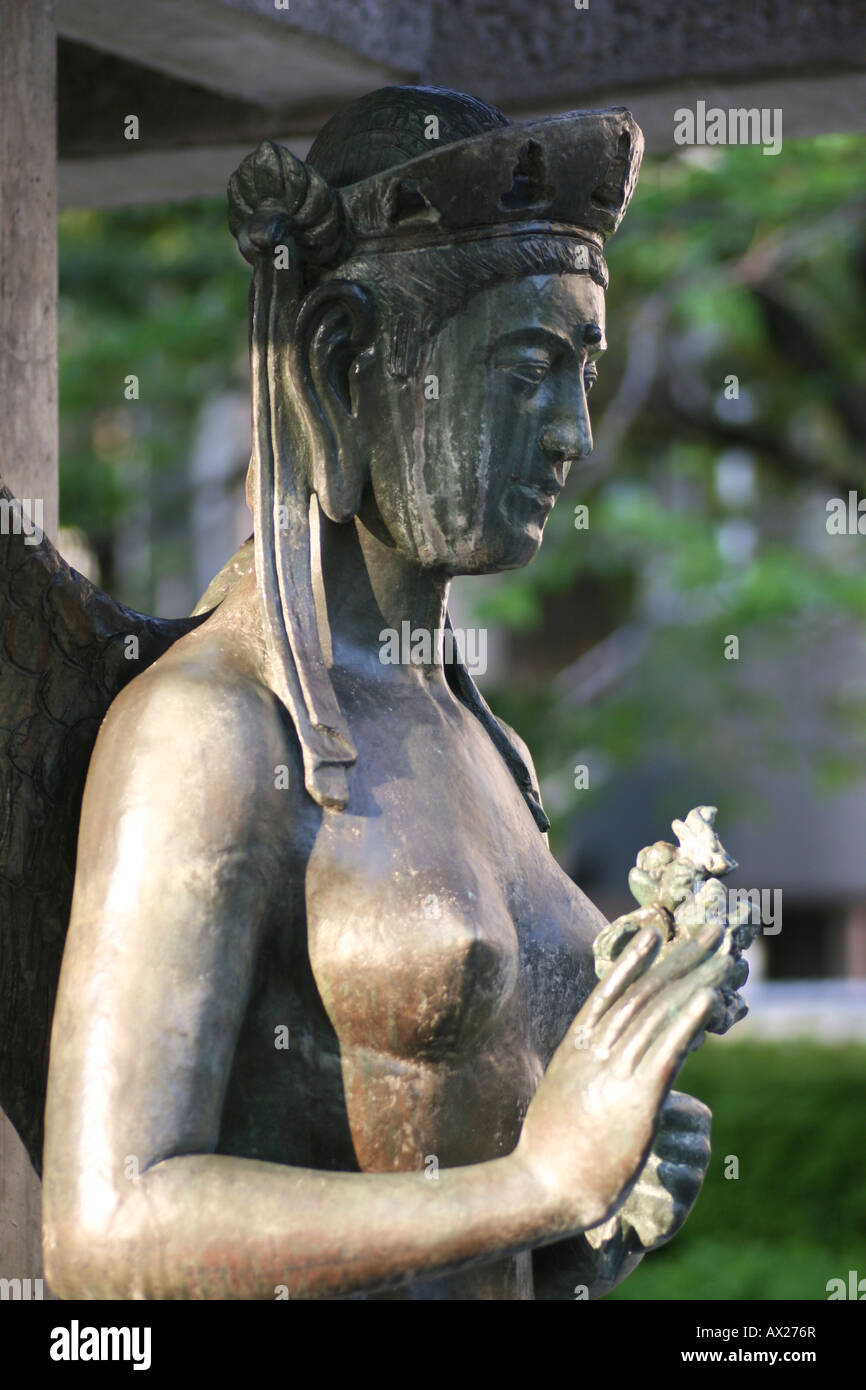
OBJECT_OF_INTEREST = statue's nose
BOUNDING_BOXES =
[540,404,593,463]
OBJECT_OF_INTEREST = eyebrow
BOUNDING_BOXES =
[492,325,607,355]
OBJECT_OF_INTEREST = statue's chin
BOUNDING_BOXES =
[447,534,544,578]
[402,509,548,576]
[493,526,549,573]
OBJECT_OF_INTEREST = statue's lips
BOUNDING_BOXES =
[508,476,563,509]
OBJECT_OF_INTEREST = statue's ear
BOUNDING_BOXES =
[294,280,376,522]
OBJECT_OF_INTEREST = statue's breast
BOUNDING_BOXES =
[307,834,521,1061]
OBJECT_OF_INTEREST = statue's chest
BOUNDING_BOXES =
[302,718,600,1065]
[307,827,521,1060]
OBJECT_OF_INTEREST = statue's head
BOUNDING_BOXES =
[227,87,643,810]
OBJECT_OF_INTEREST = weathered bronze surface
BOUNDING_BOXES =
[3,86,752,1299]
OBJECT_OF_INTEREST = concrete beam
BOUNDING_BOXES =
[57,39,330,159]
[0,0,57,1295]
[427,0,866,110]
[53,0,866,210]
[60,140,312,210]
[55,0,410,107]
[56,0,866,116]
[0,0,58,538]
[57,54,866,210]
[57,37,319,208]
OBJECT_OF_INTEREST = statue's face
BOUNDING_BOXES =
[363,273,605,574]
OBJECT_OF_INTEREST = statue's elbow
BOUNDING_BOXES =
[43,1221,88,1300]
[42,1182,138,1300]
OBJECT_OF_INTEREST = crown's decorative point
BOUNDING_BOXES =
[500,141,554,211]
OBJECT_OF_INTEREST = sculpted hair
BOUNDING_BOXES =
[320,236,604,378]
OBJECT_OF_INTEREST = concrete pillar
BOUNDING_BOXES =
[0,0,58,1293]
[1,0,58,539]
[0,1117,48,1295]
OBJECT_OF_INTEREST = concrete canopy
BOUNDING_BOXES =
[56,0,866,208]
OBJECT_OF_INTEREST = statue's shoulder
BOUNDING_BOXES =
[94,613,304,815]
[103,622,257,726]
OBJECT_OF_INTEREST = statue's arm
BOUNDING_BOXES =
[41,661,567,1301]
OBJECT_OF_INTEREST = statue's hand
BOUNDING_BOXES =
[617,1089,711,1251]
[516,923,721,1234]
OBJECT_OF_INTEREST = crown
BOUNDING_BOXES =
[228,106,644,277]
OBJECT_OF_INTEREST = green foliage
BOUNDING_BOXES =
[609,1040,866,1299]
[59,201,249,599]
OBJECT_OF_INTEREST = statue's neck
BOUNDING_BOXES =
[311,498,451,681]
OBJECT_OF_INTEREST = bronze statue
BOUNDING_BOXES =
[0,86,752,1300]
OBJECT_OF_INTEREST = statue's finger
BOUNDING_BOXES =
[628,1158,701,1207]
[635,990,716,1096]
[575,924,663,1033]
[656,1158,706,1205]
[657,1091,711,1137]
[653,1126,711,1168]
[614,972,718,1072]
[597,924,723,1051]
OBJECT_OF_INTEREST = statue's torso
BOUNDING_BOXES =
[189,600,606,1298]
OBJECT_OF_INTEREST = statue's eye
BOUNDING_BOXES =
[504,358,549,386]
[584,363,598,394]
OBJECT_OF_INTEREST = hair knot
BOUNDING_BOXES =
[228,140,347,266]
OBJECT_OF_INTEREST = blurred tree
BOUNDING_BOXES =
[609,1039,866,1301]
[59,200,249,605]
